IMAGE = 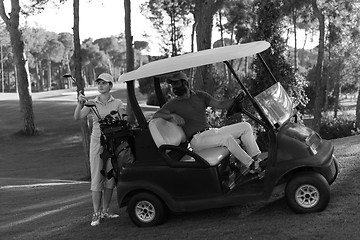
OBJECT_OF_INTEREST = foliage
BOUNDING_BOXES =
[140,0,192,56]
[319,113,358,140]
[246,0,308,106]
[220,0,255,43]
[146,83,172,106]
[0,24,148,92]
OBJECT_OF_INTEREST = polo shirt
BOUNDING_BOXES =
[90,95,124,138]
[160,91,212,139]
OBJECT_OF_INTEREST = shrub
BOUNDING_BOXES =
[319,113,357,140]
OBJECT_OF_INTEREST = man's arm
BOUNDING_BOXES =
[209,98,235,110]
[153,109,185,126]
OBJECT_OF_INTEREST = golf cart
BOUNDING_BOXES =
[116,41,338,227]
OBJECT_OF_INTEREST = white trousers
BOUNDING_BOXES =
[190,122,261,167]
[89,136,115,191]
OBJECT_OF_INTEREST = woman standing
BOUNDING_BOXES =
[74,73,124,226]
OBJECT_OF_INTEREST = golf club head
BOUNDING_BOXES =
[63,74,84,95]
[62,74,73,78]
[63,74,77,84]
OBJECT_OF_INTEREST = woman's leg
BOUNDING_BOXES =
[102,187,113,212]
[89,137,105,212]
[92,191,102,213]
[102,159,118,217]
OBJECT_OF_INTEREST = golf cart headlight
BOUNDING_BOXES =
[305,132,322,155]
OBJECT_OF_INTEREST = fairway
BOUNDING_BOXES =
[1,89,360,240]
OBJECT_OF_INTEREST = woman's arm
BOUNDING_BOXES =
[74,94,91,120]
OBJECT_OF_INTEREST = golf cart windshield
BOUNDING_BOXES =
[255,82,293,126]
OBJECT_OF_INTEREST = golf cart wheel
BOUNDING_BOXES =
[285,172,330,214]
[127,192,168,227]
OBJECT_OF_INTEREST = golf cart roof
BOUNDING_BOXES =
[119,41,270,82]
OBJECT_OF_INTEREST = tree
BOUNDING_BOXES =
[57,32,74,87]
[124,0,136,125]
[282,0,311,70]
[43,36,65,90]
[73,0,91,179]
[81,39,109,84]
[248,0,308,104]
[0,0,36,135]
[311,0,326,132]
[94,36,120,75]
[141,0,192,56]
[192,0,224,94]
[24,27,49,92]
[0,22,10,93]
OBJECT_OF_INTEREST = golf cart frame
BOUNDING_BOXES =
[116,41,338,227]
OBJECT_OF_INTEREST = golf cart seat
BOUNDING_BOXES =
[149,118,229,166]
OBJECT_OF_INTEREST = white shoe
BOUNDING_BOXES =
[101,211,119,219]
[91,212,101,226]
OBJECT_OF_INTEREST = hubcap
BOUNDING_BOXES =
[295,184,319,208]
[135,200,155,222]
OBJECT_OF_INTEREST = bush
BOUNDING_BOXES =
[319,113,357,140]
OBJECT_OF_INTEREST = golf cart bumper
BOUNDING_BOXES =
[274,139,338,185]
[316,152,338,185]
[306,138,338,184]
[301,139,338,184]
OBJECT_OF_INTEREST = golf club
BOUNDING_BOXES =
[110,110,122,120]
[62,74,84,95]
[84,101,101,120]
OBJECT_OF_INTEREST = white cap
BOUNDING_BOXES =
[96,73,114,83]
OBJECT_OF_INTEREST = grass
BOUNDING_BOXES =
[0,87,148,181]
[0,100,87,180]
[1,89,360,240]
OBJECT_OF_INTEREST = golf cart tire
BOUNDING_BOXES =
[285,172,330,214]
[128,192,168,227]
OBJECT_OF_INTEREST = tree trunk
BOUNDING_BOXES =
[193,0,223,94]
[124,0,136,125]
[35,60,42,91]
[73,0,91,179]
[1,44,4,93]
[311,0,325,133]
[292,8,298,70]
[356,83,360,129]
[333,81,340,119]
[0,0,36,135]
[47,59,51,90]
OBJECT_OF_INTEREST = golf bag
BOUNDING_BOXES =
[99,116,134,183]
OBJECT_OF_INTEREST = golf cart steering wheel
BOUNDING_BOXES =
[226,90,246,118]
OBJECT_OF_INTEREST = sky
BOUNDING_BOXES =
[5,0,167,55]
[2,0,316,55]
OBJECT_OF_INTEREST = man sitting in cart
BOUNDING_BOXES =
[153,71,262,174]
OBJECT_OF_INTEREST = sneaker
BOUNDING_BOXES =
[91,212,101,226]
[242,160,262,175]
[249,160,262,174]
[101,211,119,219]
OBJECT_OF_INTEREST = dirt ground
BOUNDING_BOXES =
[0,90,360,240]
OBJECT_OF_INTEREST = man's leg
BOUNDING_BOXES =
[217,122,261,158]
[191,130,253,167]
